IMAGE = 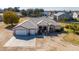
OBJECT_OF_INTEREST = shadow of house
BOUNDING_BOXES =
[5,25,16,30]
[14,26,64,40]
[14,29,64,40]
[14,35,36,41]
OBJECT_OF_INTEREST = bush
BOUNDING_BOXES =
[64,23,79,33]
[65,24,70,29]
[63,33,79,45]
[3,11,20,26]
[63,18,69,21]
[73,18,79,21]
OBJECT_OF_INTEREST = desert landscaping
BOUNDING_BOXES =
[1,7,79,51]
[1,19,79,51]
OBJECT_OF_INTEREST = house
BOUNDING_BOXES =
[53,12,72,21]
[16,12,23,17]
[13,17,61,36]
[72,12,79,18]
[43,11,53,16]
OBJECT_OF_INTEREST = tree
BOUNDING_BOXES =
[14,7,20,12]
[34,9,40,16]
[4,7,14,12]
[39,9,44,12]
[63,18,69,22]
[21,9,27,16]
[27,9,33,16]
[39,9,44,16]
[7,7,14,11]
[33,8,44,17]
[21,8,44,17]
[3,11,20,26]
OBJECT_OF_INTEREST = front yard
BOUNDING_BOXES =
[1,18,79,50]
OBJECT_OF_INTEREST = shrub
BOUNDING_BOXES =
[64,23,79,33]
[63,18,69,21]
[63,33,79,45]
[3,11,20,26]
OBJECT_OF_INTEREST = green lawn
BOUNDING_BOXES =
[76,18,79,21]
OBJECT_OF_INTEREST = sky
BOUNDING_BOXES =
[0,0,79,11]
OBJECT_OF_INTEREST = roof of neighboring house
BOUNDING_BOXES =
[73,12,79,15]
[54,12,64,16]
[14,17,60,29]
[16,12,22,16]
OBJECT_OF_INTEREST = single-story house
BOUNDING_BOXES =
[13,17,62,36]
[43,11,53,16]
[16,12,23,17]
[72,12,79,18]
[53,12,72,21]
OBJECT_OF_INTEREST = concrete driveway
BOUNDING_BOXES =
[4,36,36,47]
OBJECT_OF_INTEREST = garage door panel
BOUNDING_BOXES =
[30,30,37,35]
[15,29,29,35]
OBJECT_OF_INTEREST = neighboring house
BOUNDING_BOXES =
[73,12,79,18]
[48,11,57,19]
[13,17,61,36]
[43,11,53,16]
[16,12,23,17]
[53,12,72,21]
[43,11,49,16]
[0,9,3,13]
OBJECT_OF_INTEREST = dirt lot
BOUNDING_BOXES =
[35,33,79,51]
[0,22,13,47]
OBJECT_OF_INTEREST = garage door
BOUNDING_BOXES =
[15,29,29,35]
[30,30,37,35]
